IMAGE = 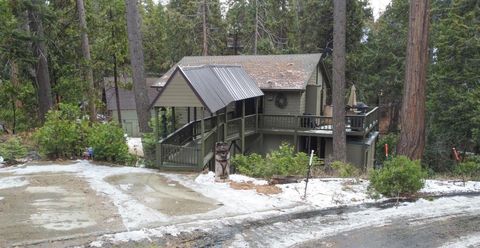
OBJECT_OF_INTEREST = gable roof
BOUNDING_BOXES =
[152,65,263,113]
[152,53,323,91]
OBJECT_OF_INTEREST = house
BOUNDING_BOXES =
[104,77,161,137]
[149,54,379,171]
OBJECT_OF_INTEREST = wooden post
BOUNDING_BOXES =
[187,107,191,123]
[199,107,205,168]
[193,107,197,140]
[294,116,300,152]
[171,107,176,131]
[154,107,160,141]
[255,97,259,131]
[161,107,167,138]
[241,100,246,154]
[224,107,228,141]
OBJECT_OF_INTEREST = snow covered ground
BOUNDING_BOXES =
[1,161,480,246]
[126,137,143,157]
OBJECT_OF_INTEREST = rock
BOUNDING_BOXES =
[26,151,41,161]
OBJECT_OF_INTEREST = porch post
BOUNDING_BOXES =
[171,107,176,131]
[294,115,300,152]
[224,107,228,141]
[154,106,161,168]
[161,107,167,138]
[154,107,160,141]
[193,107,197,140]
[199,107,205,168]
[187,107,191,123]
[255,97,259,131]
[241,100,245,154]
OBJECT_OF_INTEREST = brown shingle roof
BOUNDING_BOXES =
[152,54,322,90]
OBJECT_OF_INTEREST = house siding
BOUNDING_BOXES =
[111,110,156,137]
[155,72,204,108]
[263,91,303,115]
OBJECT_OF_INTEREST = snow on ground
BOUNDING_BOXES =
[127,137,144,157]
[421,179,480,195]
[1,160,480,245]
[249,195,480,247]
[278,178,372,207]
[439,232,480,248]
[164,172,296,215]
[0,176,29,189]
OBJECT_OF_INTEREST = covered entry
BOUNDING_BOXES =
[151,64,263,170]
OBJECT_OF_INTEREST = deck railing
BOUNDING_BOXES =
[160,144,199,166]
[227,117,242,137]
[158,107,378,168]
[258,107,379,133]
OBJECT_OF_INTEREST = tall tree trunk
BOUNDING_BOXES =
[110,7,122,127]
[397,0,430,160]
[332,0,347,162]
[125,0,152,133]
[77,0,96,121]
[28,0,53,123]
[254,0,259,55]
[202,0,208,56]
[10,61,21,134]
[113,53,122,127]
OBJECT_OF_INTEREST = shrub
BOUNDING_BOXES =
[268,143,310,176]
[454,161,480,182]
[331,161,359,178]
[232,143,317,179]
[376,133,398,163]
[87,122,131,164]
[34,104,86,158]
[369,156,426,197]
[0,137,27,162]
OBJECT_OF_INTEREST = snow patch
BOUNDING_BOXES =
[0,176,29,189]
[127,137,144,157]
[229,174,268,185]
[103,225,188,244]
[421,180,480,195]
[278,178,373,207]
[89,240,103,247]
[439,232,480,248]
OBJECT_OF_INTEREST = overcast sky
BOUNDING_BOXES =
[370,0,392,20]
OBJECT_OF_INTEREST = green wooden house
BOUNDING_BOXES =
[149,54,379,171]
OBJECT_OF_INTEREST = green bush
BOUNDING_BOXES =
[331,161,359,178]
[376,133,398,163]
[233,153,271,178]
[87,122,131,164]
[454,161,480,182]
[34,104,86,158]
[232,143,316,179]
[369,156,426,197]
[0,137,27,162]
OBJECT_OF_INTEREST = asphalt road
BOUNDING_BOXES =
[296,213,480,248]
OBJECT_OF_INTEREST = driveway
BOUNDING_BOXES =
[0,161,219,247]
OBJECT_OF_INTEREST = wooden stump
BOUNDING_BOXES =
[215,142,230,182]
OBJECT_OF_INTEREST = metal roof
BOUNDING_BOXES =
[152,54,323,90]
[154,65,263,113]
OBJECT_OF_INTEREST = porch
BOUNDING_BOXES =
[155,107,379,170]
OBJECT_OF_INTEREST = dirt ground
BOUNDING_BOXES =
[229,181,282,195]
[0,172,123,247]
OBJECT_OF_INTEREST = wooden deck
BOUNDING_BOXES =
[156,107,379,170]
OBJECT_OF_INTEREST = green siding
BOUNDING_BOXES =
[263,91,303,115]
[154,72,204,108]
